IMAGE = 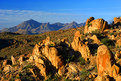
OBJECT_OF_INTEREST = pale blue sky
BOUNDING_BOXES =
[0,0,121,29]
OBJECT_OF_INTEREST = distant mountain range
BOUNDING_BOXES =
[0,19,85,34]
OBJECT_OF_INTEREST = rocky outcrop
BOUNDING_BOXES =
[90,35,102,45]
[96,45,114,76]
[84,17,108,34]
[58,62,82,80]
[71,31,91,61]
[96,45,120,81]
[41,46,63,69]
[3,65,13,73]
[28,37,64,79]
[114,17,121,24]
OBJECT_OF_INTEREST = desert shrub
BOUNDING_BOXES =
[79,69,90,81]
[109,32,114,35]
[23,65,33,69]
[66,55,75,63]
[101,38,115,47]
[87,23,92,27]
[91,30,103,38]
[46,74,60,81]
[64,78,72,81]
[78,57,85,65]
[49,44,54,47]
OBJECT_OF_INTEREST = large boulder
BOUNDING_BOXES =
[29,37,64,79]
[84,17,108,34]
[90,35,102,45]
[71,31,91,61]
[41,46,63,69]
[96,45,120,81]
[96,45,114,77]
[71,31,81,51]
[114,17,121,24]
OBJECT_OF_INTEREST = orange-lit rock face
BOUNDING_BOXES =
[71,31,91,61]
[90,35,102,45]
[114,17,121,24]
[96,45,114,76]
[11,56,16,65]
[71,31,81,51]
[31,37,63,70]
[116,38,121,47]
[84,17,108,34]
[41,46,63,69]
[32,44,40,56]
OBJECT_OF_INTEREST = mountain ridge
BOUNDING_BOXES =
[0,19,85,34]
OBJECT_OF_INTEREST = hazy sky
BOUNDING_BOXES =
[0,0,121,29]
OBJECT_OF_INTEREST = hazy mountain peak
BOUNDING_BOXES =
[0,20,85,34]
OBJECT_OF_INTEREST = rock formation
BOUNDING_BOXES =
[116,38,121,47]
[96,45,120,81]
[11,56,16,65]
[96,45,114,76]
[90,35,102,45]
[114,17,121,24]
[84,17,108,34]
[28,36,64,79]
[71,31,91,61]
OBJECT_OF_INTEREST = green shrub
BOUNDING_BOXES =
[101,38,115,47]
[79,69,90,81]
[66,55,75,63]
[87,23,92,27]
[23,65,33,69]
[78,57,85,65]
[49,44,54,47]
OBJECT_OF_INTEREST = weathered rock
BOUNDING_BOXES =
[90,35,102,45]
[115,75,121,81]
[11,56,16,65]
[95,75,110,81]
[78,43,91,61]
[18,55,23,65]
[58,62,82,80]
[96,45,114,77]
[71,31,81,51]
[41,46,63,69]
[43,36,50,46]
[35,62,47,80]
[115,51,121,60]
[116,38,121,47]
[84,17,108,34]
[28,37,64,80]
[58,65,65,76]
[114,17,121,24]
[71,31,91,61]
[2,60,8,66]
[111,64,120,78]
[3,65,13,73]
[15,79,21,81]
[34,56,44,64]
[32,44,40,56]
